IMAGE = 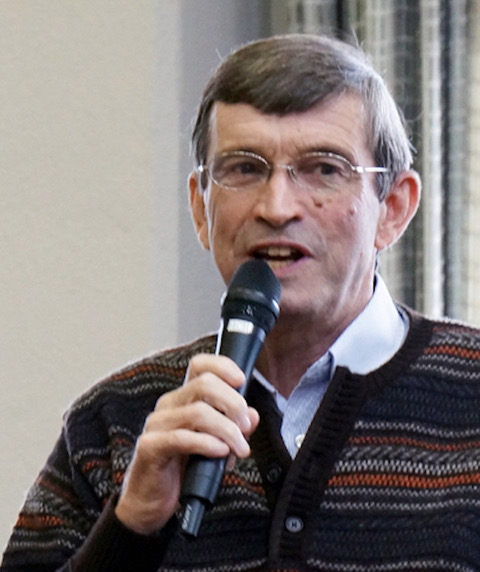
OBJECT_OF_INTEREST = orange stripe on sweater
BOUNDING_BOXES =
[110,363,185,382]
[82,459,108,472]
[329,472,480,489]
[16,514,66,529]
[223,473,265,495]
[425,344,480,360]
[36,478,77,505]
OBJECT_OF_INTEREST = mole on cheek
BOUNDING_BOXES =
[347,205,358,219]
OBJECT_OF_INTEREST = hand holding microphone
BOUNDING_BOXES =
[180,259,281,536]
[115,260,280,538]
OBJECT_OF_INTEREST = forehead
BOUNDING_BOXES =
[207,94,371,161]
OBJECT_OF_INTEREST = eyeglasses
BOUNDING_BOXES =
[197,150,388,193]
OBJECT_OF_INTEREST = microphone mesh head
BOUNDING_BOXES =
[222,259,281,332]
[228,259,281,303]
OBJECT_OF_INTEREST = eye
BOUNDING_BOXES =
[212,154,267,188]
[317,160,341,176]
[233,159,264,175]
[296,153,351,189]
[219,157,263,175]
[302,156,345,176]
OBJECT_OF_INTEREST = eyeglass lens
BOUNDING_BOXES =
[210,152,354,191]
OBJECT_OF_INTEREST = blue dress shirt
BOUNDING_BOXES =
[254,275,408,457]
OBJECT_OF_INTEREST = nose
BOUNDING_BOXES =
[252,167,303,227]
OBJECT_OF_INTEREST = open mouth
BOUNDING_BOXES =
[253,246,304,268]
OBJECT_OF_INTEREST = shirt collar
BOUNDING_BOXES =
[329,274,407,375]
[254,274,407,399]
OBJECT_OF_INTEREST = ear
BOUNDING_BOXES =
[375,170,421,251]
[188,171,210,250]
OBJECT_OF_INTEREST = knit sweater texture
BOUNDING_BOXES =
[3,307,480,571]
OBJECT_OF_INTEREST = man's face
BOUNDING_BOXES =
[190,94,392,331]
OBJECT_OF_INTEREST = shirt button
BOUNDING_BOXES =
[266,464,283,484]
[295,434,305,449]
[285,515,304,533]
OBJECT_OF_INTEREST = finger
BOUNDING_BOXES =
[185,353,246,389]
[137,428,231,463]
[246,406,260,437]
[145,401,251,458]
[158,373,252,433]
[226,453,237,472]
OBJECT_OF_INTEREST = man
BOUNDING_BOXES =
[3,33,480,571]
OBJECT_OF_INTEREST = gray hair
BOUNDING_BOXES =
[191,34,413,200]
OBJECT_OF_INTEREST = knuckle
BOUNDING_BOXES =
[186,353,212,375]
[143,410,158,432]
[184,399,210,422]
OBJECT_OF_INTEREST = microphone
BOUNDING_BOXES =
[180,258,281,537]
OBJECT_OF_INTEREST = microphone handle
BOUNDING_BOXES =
[180,319,266,536]
[215,318,266,394]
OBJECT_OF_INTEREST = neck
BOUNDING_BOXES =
[256,284,378,397]
[255,314,342,398]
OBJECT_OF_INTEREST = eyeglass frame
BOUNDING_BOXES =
[197,149,389,194]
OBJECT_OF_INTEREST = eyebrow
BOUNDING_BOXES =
[216,147,262,156]
[215,146,358,165]
[300,145,358,164]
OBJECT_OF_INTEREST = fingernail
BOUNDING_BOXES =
[226,454,237,471]
[240,414,251,432]
[237,438,250,458]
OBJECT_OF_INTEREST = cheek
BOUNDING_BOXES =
[205,206,229,251]
[313,192,358,217]
[346,203,358,221]
[346,203,373,237]
[325,196,379,250]
[351,198,383,251]
[318,196,361,236]
[204,191,229,239]
[203,194,248,274]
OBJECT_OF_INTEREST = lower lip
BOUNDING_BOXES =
[263,257,306,275]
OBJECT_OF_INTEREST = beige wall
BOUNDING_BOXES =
[0,0,177,551]
[0,0,265,553]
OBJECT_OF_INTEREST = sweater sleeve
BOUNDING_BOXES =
[1,393,172,570]
[59,497,177,572]
[2,342,212,571]
[1,496,177,572]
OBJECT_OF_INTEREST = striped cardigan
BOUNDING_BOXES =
[2,307,480,571]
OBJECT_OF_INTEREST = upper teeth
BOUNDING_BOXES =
[260,246,296,258]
